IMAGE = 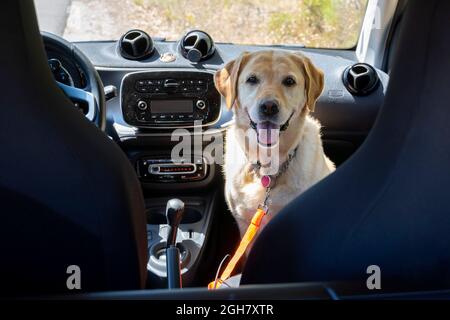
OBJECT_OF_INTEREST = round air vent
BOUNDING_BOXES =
[180,30,215,63]
[343,63,379,96]
[118,29,154,60]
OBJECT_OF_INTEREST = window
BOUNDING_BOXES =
[35,0,368,49]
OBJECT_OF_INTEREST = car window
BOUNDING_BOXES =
[35,0,368,49]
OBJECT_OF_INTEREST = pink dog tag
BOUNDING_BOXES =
[261,175,271,188]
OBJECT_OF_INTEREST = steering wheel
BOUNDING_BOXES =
[41,32,106,131]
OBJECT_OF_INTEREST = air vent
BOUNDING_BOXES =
[343,63,379,96]
[180,30,215,63]
[118,29,154,60]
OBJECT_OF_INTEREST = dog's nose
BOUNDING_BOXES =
[259,100,279,117]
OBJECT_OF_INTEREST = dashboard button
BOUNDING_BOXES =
[196,100,206,110]
[48,58,62,72]
[136,86,148,93]
[137,100,148,111]
[136,112,146,121]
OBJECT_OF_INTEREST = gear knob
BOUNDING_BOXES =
[166,198,185,247]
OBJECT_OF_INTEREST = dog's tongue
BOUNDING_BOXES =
[257,122,280,146]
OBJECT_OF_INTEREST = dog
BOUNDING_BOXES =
[214,50,335,239]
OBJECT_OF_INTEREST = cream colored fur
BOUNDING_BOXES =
[224,115,334,236]
[215,50,335,237]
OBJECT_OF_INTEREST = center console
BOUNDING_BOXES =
[118,69,226,288]
[145,193,219,287]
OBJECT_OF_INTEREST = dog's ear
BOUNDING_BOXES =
[214,52,250,109]
[295,54,324,112]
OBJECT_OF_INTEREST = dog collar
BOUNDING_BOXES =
[252,147,298,212]
[253,147,298,180]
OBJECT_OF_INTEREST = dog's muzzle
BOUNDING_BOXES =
[249,111,294,132]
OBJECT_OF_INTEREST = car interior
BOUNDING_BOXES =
[2,0,450,300]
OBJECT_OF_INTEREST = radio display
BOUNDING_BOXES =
[151,100,193,114]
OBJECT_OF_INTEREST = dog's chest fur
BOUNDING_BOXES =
[224,116,335,236]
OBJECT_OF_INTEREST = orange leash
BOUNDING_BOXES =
[208,208,266,289]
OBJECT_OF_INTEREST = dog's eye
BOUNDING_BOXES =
[246,75,259,85]
[283,76,296,87]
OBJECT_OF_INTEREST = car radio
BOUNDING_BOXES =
[136,157,208,183]
[121,71,221,128]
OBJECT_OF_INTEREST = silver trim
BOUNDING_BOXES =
[112,122,229,141]
[139,157,209,181]
[119,69,223,130]
[196,99,206,110]
[57,81,97,121]
[148,163,197,175]
[137,100,148,111]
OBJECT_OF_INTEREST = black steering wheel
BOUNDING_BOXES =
[41,32,106,131]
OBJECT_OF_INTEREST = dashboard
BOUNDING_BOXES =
[45,28,389,167]
[78,32,387,164]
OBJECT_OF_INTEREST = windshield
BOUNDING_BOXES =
[35,0,368,49]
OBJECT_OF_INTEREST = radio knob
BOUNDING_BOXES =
[137,100,148,111]
[196,100,206,110]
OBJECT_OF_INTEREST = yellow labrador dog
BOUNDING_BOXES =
[215,50,335,238]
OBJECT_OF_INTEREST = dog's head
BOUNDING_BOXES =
[215,50,323,149]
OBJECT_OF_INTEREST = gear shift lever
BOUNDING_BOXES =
[165,198,184,289]
[166,199,184,247]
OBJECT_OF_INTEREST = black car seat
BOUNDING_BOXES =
[242,0,450,291]
[0,0,147,295]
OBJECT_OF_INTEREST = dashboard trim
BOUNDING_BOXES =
[56,81,97,122]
